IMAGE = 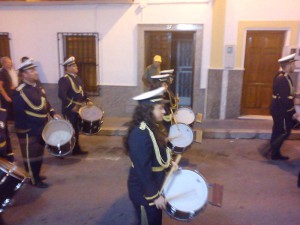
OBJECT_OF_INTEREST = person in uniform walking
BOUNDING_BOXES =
[0,108,14,162]
[13,59,60,188]
[124,87,178,225]
[269,53,300,160]
[58,56,91,155]
[143,55,162,90]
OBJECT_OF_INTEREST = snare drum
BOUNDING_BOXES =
[168,124,194,153]
[174,107,195,126]
[42,119,75,157]
[0,158,30,213]
[163,169,208,221]
[78,105,104,135]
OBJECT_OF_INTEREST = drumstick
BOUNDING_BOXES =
[164,189,196,202]
[170,108,180,131]
[149,154,182,206]
[168,134,182,140]
[176,93,179,110]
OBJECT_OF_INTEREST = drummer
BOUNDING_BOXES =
[12,59,61,188]
[0,108,14,162]
[151,74,178,132]
[124,87,178,225]
[58,56,92,155]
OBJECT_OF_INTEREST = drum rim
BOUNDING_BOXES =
[168,123,194,147]
[42,119,74,146]
[174,107,195,124]
[0,158,30,179]
[79,105,104,121]
[163,169,209,214]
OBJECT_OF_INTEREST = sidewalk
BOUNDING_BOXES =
[98,117,300,139]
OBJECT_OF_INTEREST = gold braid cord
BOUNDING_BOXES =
[65,75,83,96]
[139,121,171,168]
[167,89,178,109]
[20,90,46,111]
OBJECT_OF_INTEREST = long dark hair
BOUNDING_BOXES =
[123,104,167,155]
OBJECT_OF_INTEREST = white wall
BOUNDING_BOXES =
[224,0,300,46]
[0,2,212,88]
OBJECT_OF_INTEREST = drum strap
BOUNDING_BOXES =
[139,121,171,168]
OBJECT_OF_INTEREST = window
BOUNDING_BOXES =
[58,32,99,95]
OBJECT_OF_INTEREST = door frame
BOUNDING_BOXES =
[137,24,203,112]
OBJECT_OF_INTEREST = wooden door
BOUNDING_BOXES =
[241,31,285,115]
[144,31,172,70]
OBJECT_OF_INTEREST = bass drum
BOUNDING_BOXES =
[42,119,75,157]
[163,169,208,221]
[78,105,104,135]
[0,158,30,213]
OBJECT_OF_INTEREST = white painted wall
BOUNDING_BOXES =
[224,0,300,47]
[0,2,212,88]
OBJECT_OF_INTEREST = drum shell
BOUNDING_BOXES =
[78,118,103,135]
[165,201,206,221]
[163,169,208,221]
[78,106,104,135]
[168,124,194,154]
[0,158,29,212]
[42,119,75,157]
[46,135,75,157]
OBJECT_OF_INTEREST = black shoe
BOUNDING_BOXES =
[33,181,49,189]
[72,150,88,155]
[271,154,289,160]
[39,175,47,181]
[297,172,300,188]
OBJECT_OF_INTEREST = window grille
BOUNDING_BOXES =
[57,32,99,95]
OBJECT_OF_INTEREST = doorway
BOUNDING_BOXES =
[241,31,285,115]
[144,31,195,107]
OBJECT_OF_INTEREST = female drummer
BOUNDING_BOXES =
[124,87,178,225]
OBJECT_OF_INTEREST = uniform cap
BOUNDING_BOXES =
[133,87,168,104]
[153,55,162,63]
[278,53,297,64]
[17,58,37,71]
[151,74,171,82]
[63,56,76,66]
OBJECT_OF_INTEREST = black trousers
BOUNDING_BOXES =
[133,202,162,225]
[0,97,14,121]
[64,111,81,153]
[17,134,44,185]
[270,111,294,156]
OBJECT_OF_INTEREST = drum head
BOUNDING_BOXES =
[174,107,195,125]
[169,124,194,148]
[0,158,29,179]
[163,169,208,212]
[42,120,74,146]
[79,106,103,121]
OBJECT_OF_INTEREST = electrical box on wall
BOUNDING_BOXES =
[285,46,300,71]
[224,45,235,69]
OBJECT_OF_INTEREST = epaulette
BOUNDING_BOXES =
[64,74,69,78]
[16,83,26,92]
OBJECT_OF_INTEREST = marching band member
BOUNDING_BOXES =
[269,53,300,160]
[124,87,178,225]
[143,55,162,90]
[58,56,92,155]
[0,108,14,162]
[151,74,178,132]
[12,59,60,188]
